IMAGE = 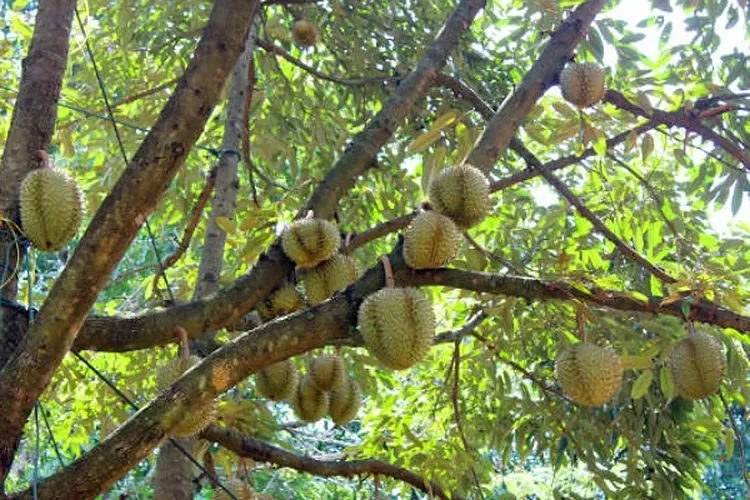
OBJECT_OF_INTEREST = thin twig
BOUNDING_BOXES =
[719,390,750,493]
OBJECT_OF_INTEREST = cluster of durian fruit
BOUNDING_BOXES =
[255,353,362,425]
[555,331,726,407]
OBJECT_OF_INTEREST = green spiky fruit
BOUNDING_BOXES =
[358,287,435,370]
[156,356,218,437]
[330,377,362,426]
[292,376,330,422]
[309,353,346,392]
[281,218,341,269]
[555,343,623,407]
[292,20,318,47]
[305,254,358,305]
[403,211,461,270]
[255,359,299,401]
[428,165,490,229]
[257,284,305,320]
[20,167,84,252]
[213,479,260,500]
[669,332,725,400]
[559,62,606,108]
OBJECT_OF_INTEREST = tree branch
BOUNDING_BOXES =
[342,211,418,254]
[465,0,606,172]
[0,0,260,485]
[201,426,461,500]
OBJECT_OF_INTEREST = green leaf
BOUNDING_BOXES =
[659,366,674,399]
[215,216,237,234]
[631,369,654,399]
[641,134,654,162]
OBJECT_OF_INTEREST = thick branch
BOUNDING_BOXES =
[0,0,259,485]
[465,0,606,172]
[202,426,460,500]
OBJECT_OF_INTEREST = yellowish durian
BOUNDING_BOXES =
[330,377,362,426]
[20,166,84,252]
[428,165,490,228]
[255,359,299,401]
[257,284,305,321]
[559,62,606,108]
[309,353,346,392]
[281,218,341,269]
[358,287,435,370]
[669,332,725,400]
[156,355,218,437]
[292,376,330,422]
[403,210,461,270]
[305,254,358,305]
[292,20,319,48]
[555,342,623,407]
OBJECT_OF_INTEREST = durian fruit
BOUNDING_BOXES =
[305,254,358,305]
[559,62,606,108]
[669,332,726,400]
[257,284,305,321]
[330,377,362,426]
[308,353,346,392]
[403,210,461,270]
[358,287,436,370]
[555,342,623,407]
[255,359,299,401]
[292,375,330,422]
[428,165,490,229]
[20,166,84,252]
[281,218,341,269]
[214,479,259,500]
[156,355,218,437]
[292,20,319,47]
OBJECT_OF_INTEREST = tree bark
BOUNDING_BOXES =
[0,0,76,369]
[0,0,259,488]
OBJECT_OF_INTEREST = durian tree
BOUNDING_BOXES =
[0,0,749,498]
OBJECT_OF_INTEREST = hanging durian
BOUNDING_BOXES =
[281,218,341,268]
[292,375,330,422]
[156,355,218,437]
[559,62,606,108]
[403,210,461,269]
[255,359,299,401]
[308,353,346,392]
[292,20,319,48]
[330,377,362,426]
[555,342,622,407]
[305,254,358,305]
[669,331,725,400]
[257,284,305,321]
[428,164,490,229]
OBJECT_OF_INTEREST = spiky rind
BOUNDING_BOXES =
[213,479,260,500]
[330,377,362,426]
[281,218,341,269]
[292,376,330,422]
[257,284,305,320]
[20,167,84,252]
[309,353,346,392]
[256,359,299,401]
[669,332,726,400]
[559,63,606,108]
[358,287,435,370]
[156,355,217,437]
[305,254,358,304]
[292,20,319,47]
[403,211,461,270]
[555,343,623,407]
[428,165,490,229]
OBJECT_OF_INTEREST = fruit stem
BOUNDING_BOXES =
[304,210,314,219]
[379,255,395,288]
[173,326,189,359]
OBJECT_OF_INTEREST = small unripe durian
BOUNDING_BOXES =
[292,376,330,422]
[559,62,606,108]
[281,218,341,269]
[305,254,358,304]
[669,332,725,400]
[213,479,259,500]
[309,353,346,392]
[403,210,461,270]
[255,359,299,401]
[257,284,305,320]
[20,167,84,252]
[428,165,490,228]
[555,342,622,407]
[156,355,218,437]
[358,287,435,370]
[292,20,319,47]
[330,377,362,426]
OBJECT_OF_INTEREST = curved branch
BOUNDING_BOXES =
[201,426,461,500]
[343,211,418,254]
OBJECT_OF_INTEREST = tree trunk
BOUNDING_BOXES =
[152,438,198,500]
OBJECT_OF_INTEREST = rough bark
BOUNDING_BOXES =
[0,0,258,487]
[202,426,460,500]
[152,439,198,500]
[0,0,76,367]
[11,242,750,498]
[465,0,606,172]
